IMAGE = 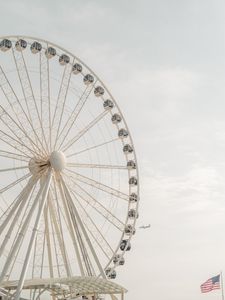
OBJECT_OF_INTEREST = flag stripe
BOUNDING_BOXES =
[200,275,220,293]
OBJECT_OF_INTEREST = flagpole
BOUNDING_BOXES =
[221,271,224,300]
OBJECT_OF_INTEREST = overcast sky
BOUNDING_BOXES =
[1,0,225,299]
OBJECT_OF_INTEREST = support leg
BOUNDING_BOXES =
[14,170,52,300]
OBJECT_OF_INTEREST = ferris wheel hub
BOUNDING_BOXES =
[28,157,49,175]
[49,151,67,172]
[28,151,67,175]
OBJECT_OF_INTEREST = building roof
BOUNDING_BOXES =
[1,276,127,296]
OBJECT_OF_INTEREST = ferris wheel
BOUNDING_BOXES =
[0,36,139,300]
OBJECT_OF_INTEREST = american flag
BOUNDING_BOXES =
[200,274,220,293]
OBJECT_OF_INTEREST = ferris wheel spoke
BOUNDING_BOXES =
[0,68,45,156]
[62,110,109,152]
[0,65,45,154]
[51,62,74,150]
[64,174,125,231]
[52,178,73,276]
[39,49,51,153]
[48,191,71,277]
[61,178,107,278]
[49,212,63,278]
[56,81,97,151]
[67,137,119,158]
[0,133,33,158]
[67,162,127,170]
[14,170,52,300]
[0,165,28,173]
[11,46,36,127]
[75,199,113,260]
[0,173,31,194]
[0,105,43,155]
[0,149,30,162]
[11,45,48,155]
[65,169,129,201]
[59,177,94,276]
[52,58,75,151]
[67,185,114,259]
[49,198,71,279]
[0,118,38,157]
[0,128,39,157]
[75,186,125,232]
[56,177,85,276]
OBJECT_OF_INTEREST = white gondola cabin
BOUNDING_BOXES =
[129,192,138,203]
[59,54,70,65]
[94,86,104,97]
[15,39,27,51]
[128,209,139,219]
[103,99,114,110]
[125,224,136,236]
[113,254,125,265]
[123,144,133,154]
[83,74,94,85]
[127,160,136,170]
[120,239,131,251]
[129,176,138,186]
[72,63,82,74]
[118,129,128,139]
[0,39,12,52]
[105,268,116,279]
[111,114,122,124]
[45,47,56,59]
[30,41,42,54]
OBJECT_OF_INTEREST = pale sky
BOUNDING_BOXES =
[1,0,225,299]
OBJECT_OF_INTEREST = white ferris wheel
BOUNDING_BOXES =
[0,36,139,300]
